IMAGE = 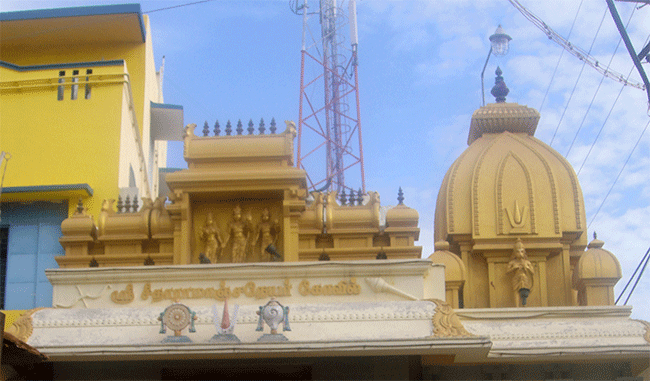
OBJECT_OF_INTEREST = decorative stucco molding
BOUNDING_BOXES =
[428,299,472,337]
[633,319,650,343]
[6,308,46,342]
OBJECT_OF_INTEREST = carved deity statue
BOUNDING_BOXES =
[506,238,535,307]
[253,208,281,262]
[224,205,252,263]
[200,212,222,262]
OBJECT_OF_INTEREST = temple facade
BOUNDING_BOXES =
[1,4,649,380]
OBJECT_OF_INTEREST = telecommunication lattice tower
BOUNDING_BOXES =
[293,0,365,194]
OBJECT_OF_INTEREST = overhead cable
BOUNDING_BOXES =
[552,6,607,149]
[566,9,638,158]
[2,0,216,42]
[587,117,650,229]
[539,0,583,117]
[616,246,650,304]
[577,33,650,176]
[507,0,646,91]
[623,247,650,305]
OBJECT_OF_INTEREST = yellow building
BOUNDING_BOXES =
[0,4,182,311]
[1,5,648,380]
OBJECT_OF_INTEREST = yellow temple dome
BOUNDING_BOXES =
[576,235,622,280]
[427,241,465,282]
[435,70,587,244]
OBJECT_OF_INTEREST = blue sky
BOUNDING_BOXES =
[3,0,649,319]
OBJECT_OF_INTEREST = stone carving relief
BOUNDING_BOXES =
[197,205,282,263]
[6,308,45,342]
[252,208,281,262]
[428,299,471,337]
[507,238,534,307]
[224,205,253,263]
[200,212,223,263]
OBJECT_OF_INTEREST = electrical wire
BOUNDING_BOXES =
[624,246,650,305]
[143,0,216,14]
[538,0,584,116]
[2,0,216,42]
[565,35,624,159]
[551,7,608,149]
[587,117,650,229]
[616,246,650,304]
[507,0,645,90]
[576,33,650,176]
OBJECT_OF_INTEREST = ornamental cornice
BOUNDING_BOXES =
[46,259,438,285]
[32,303,439,329]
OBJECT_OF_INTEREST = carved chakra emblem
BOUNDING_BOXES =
[159,302,197,337]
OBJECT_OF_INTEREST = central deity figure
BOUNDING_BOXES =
[224,205,252,263]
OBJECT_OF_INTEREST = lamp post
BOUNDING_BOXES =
[481,25,512,106]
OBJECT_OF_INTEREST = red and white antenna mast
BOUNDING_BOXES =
[293,0,365,194]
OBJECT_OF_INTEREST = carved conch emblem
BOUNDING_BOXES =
[505,200,527,228]
[256,298,291,334]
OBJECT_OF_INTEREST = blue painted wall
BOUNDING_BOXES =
[0,201,67,309]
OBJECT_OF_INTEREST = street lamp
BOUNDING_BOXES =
[481,25,512,106]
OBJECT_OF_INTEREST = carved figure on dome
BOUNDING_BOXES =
[507,238,535,307]
[253,208,281,262]
[200,212,222,263]
[224,205,253,263]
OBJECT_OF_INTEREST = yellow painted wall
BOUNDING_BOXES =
[0,64,125,217]
[0,15,161,218]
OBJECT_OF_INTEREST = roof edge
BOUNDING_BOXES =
[0,4,145,43]
[0,59,125,72]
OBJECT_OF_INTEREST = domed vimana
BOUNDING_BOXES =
[434,69,620,308]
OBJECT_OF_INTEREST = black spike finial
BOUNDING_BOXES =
[247,119,255,135]
[339,189,347,206]
[397,187,404,205]
[348,189,356,206]
[124,195,131,213]
[259,118,266,134]
[236,119,243,135]
[593,231,597,240]
[132,196,139,213]
[319,249,330,261]
[270,118,277,134]
[225,120,232,135]
[491,66,509,103]
[357,188,364,205]
[214,120,221,136]
[117,195,124,213]
[76,199,84,214]
[202,121,210,136]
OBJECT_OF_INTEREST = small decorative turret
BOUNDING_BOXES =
[428,241,466,308]
[575,233,622,306]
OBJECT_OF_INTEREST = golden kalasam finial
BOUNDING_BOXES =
[507,238,534,307]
